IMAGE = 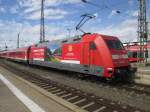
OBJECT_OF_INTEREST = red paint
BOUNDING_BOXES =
[0,47,28,60]
[29,46,45,61]
[62,43,82,61]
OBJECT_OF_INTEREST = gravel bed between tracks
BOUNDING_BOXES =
[1,60,150,111]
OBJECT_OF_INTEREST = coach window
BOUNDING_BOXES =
[133,52,137,58]
[90,42,96,50]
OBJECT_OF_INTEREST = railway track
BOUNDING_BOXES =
[2,60,150,96]
[0,62,144,112]
[91,80,150,96]
[29,61,150,96]
[116,83,150,96]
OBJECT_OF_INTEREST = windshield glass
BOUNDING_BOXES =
[105,40,124,50]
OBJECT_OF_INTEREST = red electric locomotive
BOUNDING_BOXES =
[0,33,132,80]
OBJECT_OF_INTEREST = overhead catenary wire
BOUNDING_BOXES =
[81,0,135,15]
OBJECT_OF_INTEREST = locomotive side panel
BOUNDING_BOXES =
[62,43,82,64]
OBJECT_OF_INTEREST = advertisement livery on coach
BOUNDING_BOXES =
[0,33,131,80]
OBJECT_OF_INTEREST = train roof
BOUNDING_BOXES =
[35,33,120,48]
[35,35,82,48]
[0,47,29,53]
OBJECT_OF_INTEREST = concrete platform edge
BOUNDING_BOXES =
[12,74,88,112]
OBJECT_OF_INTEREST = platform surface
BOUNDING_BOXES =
[0,66,75,112]
[0,80,30,112]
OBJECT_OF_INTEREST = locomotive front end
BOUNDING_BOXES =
[104,37,132,80]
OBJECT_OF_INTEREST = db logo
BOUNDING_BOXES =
[68,45,73,52]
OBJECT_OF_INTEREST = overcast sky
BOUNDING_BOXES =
[0,0,150,50]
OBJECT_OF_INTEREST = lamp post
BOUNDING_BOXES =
[17,32,20,48]
[5,42,8,51]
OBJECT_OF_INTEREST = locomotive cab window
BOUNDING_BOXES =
[106,40,124,50]
[90,42,96,50]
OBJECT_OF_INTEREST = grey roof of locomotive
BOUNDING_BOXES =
[35,35,82,48]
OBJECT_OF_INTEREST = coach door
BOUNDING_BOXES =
[89,41,96,65]
[82,41,96,65]
[82,42,90,65]
[27,46,31,64]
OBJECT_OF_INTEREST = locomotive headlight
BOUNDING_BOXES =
[107,68,113,71]
[107,68,113,74]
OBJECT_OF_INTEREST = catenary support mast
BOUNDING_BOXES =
[40,0,45,43]
[138,0,148,63]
